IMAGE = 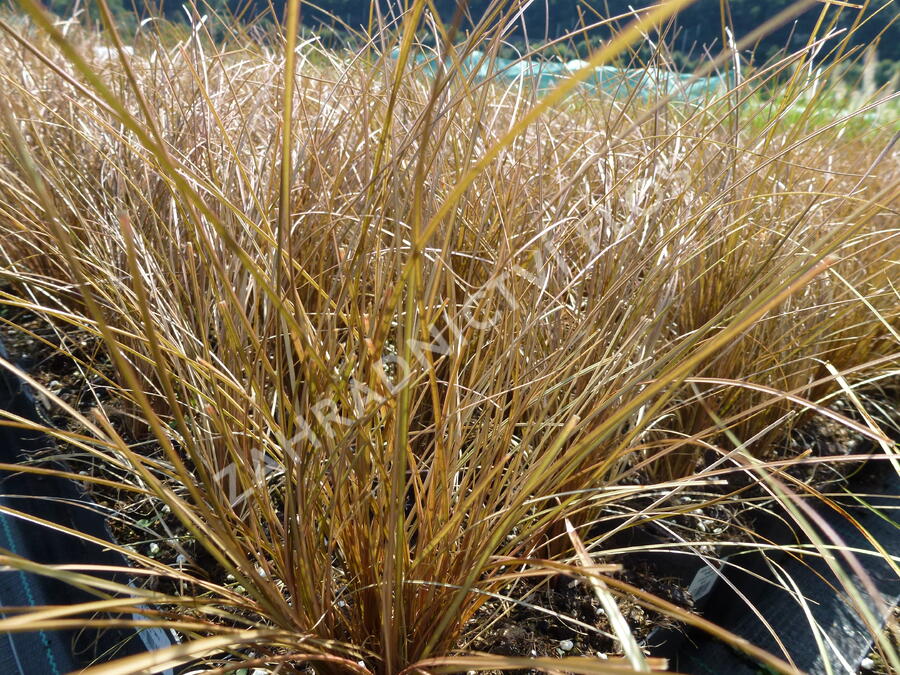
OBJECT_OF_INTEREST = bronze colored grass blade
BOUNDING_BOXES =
[0,0,897,673]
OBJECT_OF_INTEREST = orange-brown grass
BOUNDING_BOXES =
[0,1,897,673]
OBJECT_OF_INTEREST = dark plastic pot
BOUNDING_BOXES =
[0,338,174,674]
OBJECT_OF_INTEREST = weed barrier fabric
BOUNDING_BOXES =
[653,463,900,675]
[0,338,174,674]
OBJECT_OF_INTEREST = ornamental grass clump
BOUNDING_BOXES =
[0,0,897,673]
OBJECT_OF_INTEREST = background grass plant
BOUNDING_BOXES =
[0,1,898,673]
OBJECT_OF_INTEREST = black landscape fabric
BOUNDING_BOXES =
[0,337,173,674]
[665,462,900,675]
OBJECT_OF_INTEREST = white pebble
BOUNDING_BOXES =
[861,657,875,671]
[559,639,574,651]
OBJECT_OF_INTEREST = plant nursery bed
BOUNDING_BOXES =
[1,298,898,675]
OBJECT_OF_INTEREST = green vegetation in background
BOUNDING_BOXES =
[291,0,900,59]
[38,1,900,57]
[305,1,900,82]
[36,0,900,85]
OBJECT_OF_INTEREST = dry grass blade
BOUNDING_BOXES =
[401,654,669,674]
[824,360,900,474]
[566,519,649,671]
[0,0,897,672]
[76,632,303,675]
